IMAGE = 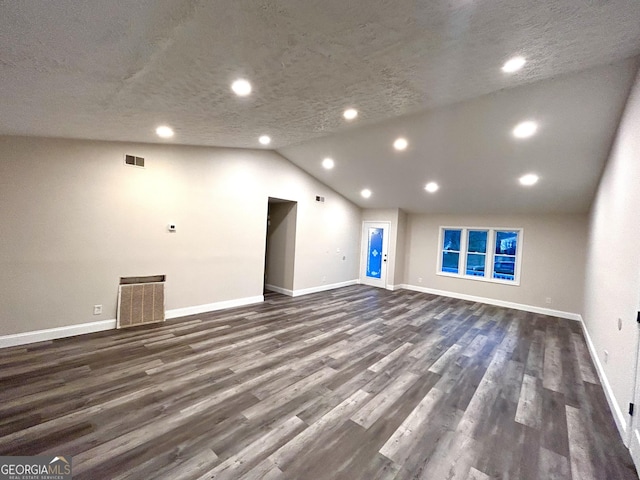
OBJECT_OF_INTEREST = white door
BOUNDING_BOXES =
[360,222,390,288]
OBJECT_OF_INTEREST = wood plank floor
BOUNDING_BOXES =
[0,286,636,479]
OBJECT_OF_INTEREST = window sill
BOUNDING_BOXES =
[436,271,521,286]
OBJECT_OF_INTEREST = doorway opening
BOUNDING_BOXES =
[264,198,298,296]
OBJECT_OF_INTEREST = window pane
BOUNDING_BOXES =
[493,255,515,280]
[467,230,487,253]
[442,252,460,273]
[443,229,461,251]
[466,253,485,276]
[495,231,518,255]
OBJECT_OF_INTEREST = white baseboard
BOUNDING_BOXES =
[291,279,359,297]
[577,317,629,443]
[165,295,264,319]
[266,280,359,297]
[0,319,117,349]
[398,284,582,321]
[265,284,294,296]
[0,295,264,349]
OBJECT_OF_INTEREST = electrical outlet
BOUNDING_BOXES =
[93,305,102,315]
[604,350,609,364]
[418,277,423,283]
[322,276,326,283]
[545,297,552,304]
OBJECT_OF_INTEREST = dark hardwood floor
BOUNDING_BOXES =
[0,286,636,479]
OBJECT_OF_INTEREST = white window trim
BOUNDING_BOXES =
[436,226,524,286]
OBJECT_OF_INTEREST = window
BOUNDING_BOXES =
[466,230,487,277]
[438,227,523,284]
[493,231,518,281]
[441,229,461,274]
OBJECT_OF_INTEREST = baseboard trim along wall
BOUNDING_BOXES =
[0,319,117,349]
[577,317,629,443]
[264,284,294,296]
[399,284,582,321]
[266,280,359,297]
[292,279,359,297]
[165,295,264,319]
[0,295,264,349]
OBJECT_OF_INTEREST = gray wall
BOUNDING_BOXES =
[402,213,588,315]
[0,136,361,335]
[583,68,640,432]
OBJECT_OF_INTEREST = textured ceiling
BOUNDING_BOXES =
[1,0,640,213]
[281,59,639,214]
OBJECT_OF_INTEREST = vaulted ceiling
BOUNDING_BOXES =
[1,0,639,213]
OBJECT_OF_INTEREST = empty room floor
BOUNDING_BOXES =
[0,286,636,479]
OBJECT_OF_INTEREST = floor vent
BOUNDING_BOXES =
[117,275,165,328]
[124,154,145,167]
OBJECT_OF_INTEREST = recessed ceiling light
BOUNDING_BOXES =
[156,125,174,138]
[343,108,358,120]
[519,173,539,186]
[393,138,408,151]
[259,135,271,145]
[425,182,439,193]
[513,121,538,139]
[231,79,252,96]
[361,188,372,198]
[322,157,335,169]
[502,56,526,73]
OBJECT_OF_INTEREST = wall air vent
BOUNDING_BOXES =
[124,154,145,167]
[117,275,165,328]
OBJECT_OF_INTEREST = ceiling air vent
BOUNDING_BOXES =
[124,154,145,168]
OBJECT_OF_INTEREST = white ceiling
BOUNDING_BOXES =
[281,60,639,213]
[1,0,639,213]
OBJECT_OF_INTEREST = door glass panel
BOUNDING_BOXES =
[366,227,383,279]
